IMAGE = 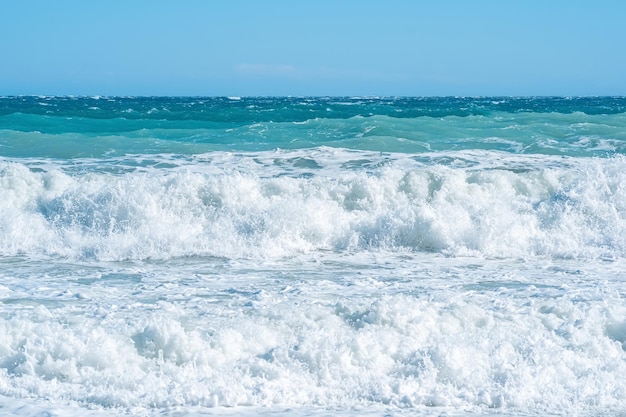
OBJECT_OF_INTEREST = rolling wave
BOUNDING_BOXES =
[2,150,625,261]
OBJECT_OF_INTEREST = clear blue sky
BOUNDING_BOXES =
[2,0,625,96]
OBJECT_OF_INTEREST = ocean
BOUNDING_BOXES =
[1,96,626,417]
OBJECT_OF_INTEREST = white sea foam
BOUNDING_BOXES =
[3,97,626,417]
[1,150,626,261]
[0,254,625,416]
[2,149,626,416]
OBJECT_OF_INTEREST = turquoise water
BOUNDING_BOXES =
[1,97,626,417]
[2,96,626,157]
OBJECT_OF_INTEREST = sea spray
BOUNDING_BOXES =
[2,151,626,261]
[1,97,626,417]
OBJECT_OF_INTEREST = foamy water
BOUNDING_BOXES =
[1,97,626,416]
[2,149,626,261]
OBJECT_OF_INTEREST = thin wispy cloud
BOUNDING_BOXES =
[234,64,297,76]
[234,64,401,82]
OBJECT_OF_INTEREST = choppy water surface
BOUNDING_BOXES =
[1,97,626,417]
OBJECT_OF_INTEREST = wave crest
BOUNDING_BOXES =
[2,153,625,261]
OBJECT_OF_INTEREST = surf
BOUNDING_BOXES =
[2,149,625,261]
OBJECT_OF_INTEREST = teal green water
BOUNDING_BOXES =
[2,96,626,158]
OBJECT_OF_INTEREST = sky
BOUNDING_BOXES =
[1,0,626,96]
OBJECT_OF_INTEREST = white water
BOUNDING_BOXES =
[1,149,626,261]
[1,149,626,416]
[1,254,626,416]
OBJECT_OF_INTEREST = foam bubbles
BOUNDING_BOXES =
[2,97,626,417]
[2,151,626,261]
[2,149,626,416]
[1,270,625,415]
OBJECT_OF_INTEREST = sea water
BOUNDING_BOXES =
[1,96,626,417]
